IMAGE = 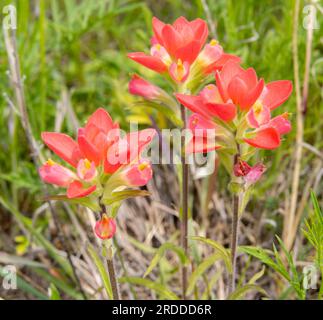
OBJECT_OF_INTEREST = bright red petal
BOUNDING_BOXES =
[41,132,83,167]
[227,76,248,107]
[152,17,165,45]
[67,181,96,199]
[210,53,241,71]
[215,61,243,102]
[85,108,113,135]
[175,40,201,64]
[78,130,101,165]
[161,25,182,57]
[261,80,293,110]
[204,102,237,122]
[244,127,281,150]
[190,18,208,48]
[127,52,167,73]
[176,93,211,119]
[240,78,265,110]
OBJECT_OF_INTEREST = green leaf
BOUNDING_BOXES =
[248,266,266,285]
[144,242,188,278]
[191,236,232,273]
[102,190,150,205]
[87,244,113,299]
[0,266,48,300]
[49,283,61,300]
[33,268,82,300]
[187,253,221,295]
[228,284,268,300]
[0,196,74,279]
[119,277,179,300]
[42,194,100,212]
[310,190,323,225]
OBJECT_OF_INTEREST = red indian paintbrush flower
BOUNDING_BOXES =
[40,108,156,240]
[177,61,293,151]
[40,108,156,198]
[128,17,239,84]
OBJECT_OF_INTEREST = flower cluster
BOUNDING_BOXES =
[128,16,240,85]
[177,61,293,152]
[40,108,156,239]
[128,16,293,187]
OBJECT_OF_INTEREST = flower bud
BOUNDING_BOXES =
[129,74,162,100]
[94,214,116,240]
[39,159,76,187]
[77,159,97,182]
[233,159,251,177]
[121,159,152,187]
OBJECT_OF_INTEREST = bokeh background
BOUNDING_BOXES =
[0,0,322,299]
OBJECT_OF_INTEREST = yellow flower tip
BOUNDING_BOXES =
[156,44,161,50]
[192,118,198,126]
[282,112,291,119]
[177,59,183,68]
[84,159,92,169]
[253,101,263,114]
[210,39,218,46]
[46,159,55,166]
[101,213,109,222]
[138,161,149,171]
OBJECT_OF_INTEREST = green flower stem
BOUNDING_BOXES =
[229,150,243,295]
[180,104,189,300]
[229,191,240,294]
[107,252,120,300]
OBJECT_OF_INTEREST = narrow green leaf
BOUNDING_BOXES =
[144,242,188,278]
[102,190,150,205]
[119,277,179,300]
[0,267,48,300]
[228,284,268,300]
[42,194,100,212]
[187,253,221,295]
[248,266,266,285]
[191,236,232,273]
[49,283,61,300]
[87,244,113,299]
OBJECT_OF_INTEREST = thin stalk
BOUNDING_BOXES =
[229,192,240,294]
[228,151,241,295]
[285,0,303,251]
[180,104,189,300]
[107,255,120,300]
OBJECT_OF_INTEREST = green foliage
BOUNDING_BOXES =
[191,236,232,273]
[144,242,189,278]
[303,191,323,298]
[0,0,322,300]
[87,244,113,299]
[119,277,179,300]
[240,238,306,300]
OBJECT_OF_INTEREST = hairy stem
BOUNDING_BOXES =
[107,255,120,300]
[180,104,189,300]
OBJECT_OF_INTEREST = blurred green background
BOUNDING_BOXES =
[0,0,322,299]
